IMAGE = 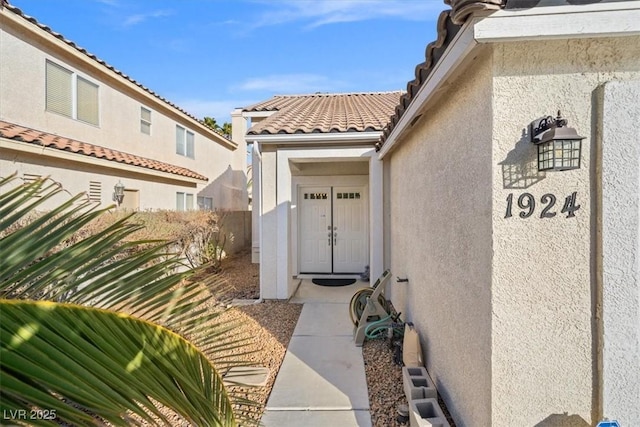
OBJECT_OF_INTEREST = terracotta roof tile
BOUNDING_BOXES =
[378,0,507,150]
[378,0,607,150]
[446,0,505,24]
[0,121,208,181]
[244,92,403,135]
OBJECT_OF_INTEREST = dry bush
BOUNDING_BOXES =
[8,207,230,273]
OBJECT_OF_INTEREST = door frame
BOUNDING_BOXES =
[292,175,369,278]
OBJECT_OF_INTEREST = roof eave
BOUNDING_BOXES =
[379,19,478,159]
[379,1,640,158]
[474,1,640,42]
[247,131,382,144]
[0,137,208,184]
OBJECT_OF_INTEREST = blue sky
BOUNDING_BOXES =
[10,0,444,123]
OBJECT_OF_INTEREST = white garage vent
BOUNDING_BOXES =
[22,173,42,197]
[89,181,102,202]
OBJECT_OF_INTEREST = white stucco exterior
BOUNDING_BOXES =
[250,138,384,300]
[381,3,640,426]
[0,6,247,211]
[599,80,640,427]
[387,51,494,426]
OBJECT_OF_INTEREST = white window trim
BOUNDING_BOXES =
[141,106,152,135]
[176,125,195,159]
[176,191,194,211]
[45,60,100,126]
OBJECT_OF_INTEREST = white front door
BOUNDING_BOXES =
[298,186,368,274]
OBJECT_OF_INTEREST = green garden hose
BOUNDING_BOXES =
[364,315,405,339]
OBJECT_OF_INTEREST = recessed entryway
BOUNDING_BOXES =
[298,185,368,274]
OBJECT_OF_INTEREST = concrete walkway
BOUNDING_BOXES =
[261,280,372,427]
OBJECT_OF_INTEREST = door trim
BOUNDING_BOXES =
[293,175,369,276]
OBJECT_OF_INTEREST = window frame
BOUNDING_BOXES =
[45,60,100,126]
[140,106,152,135]
[175,125,195,159]
[176,192,194,211]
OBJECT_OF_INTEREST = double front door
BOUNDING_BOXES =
[299,186,368,274]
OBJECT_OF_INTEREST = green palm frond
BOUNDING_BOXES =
[1,300,235,426]
[0,175,259,425]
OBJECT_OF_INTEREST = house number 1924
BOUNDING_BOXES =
[504,191,580,219]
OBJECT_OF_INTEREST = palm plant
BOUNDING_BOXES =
[0,175,256,426]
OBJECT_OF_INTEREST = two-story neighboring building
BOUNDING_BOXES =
[0,1,247,211]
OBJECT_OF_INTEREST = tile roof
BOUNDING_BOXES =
[244,92,403,135]
[0,121,208,181]
[378,0,613,150]
[447,0,505,24]
[0,0,229,141]
[378,0,507,150]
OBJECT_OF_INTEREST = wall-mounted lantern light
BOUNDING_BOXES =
[113,180,125,204]
[530,111,584,171]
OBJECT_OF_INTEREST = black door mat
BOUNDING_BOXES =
[312,278,356,287]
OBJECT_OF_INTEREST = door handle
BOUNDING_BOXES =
[334,232,337,245]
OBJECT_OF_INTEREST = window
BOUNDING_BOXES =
[176,125,195,158]
[46,62,72,117]
[46,60,99,125]
[76,77,99,125]
[337,192,360,199]
[140,107,151,135]
[198,196,213,210]
[176,192,194,211]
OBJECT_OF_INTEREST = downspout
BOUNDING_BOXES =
[253,141,264,304]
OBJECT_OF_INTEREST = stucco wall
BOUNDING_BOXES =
[0,17,247,211]
[388,53,494,427]
[491,37,640,426]
[255,144,383,300]
[0,151,198,210]
[259,148,278,299]
[599,80,640,427]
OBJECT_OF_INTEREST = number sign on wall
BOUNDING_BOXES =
[504,192,580,219]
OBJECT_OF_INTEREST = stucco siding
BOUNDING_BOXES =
[0,18,246,211]
[0,150,197,210]
[599,80,640,427]
[491,37,640,426]
[259,148,278,299]
[388,53,494,427]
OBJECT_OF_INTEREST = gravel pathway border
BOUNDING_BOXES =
[219,250,455,426]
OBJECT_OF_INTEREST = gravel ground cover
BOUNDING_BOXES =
[214,249,454,426]
[362,338,407,426]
